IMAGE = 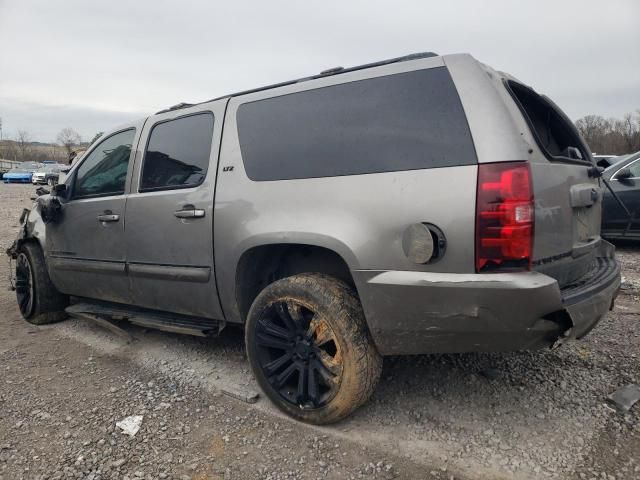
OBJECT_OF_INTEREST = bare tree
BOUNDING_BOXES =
[16,130,32,161]
[49,144,65,163]
[0,140,18,161]
[575,115,607,144]
[575,110,640,155]
[619,113,639,153]
[56,127,82,160]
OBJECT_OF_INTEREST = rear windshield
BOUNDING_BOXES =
[506,81,589,164]
[237,67,476,181]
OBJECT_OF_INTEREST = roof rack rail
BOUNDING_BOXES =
[204,51,439,103]
[153,52,438,114]
[155,102,195,114]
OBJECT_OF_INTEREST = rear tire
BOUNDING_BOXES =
[15,242,68,325]
[245,273,382,424]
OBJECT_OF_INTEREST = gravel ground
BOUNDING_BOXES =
[0,183,638,480]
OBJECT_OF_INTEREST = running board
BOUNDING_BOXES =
[65,302,225,337]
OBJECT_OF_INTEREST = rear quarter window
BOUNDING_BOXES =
[237,67,476,181]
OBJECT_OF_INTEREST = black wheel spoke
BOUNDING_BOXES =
[308,365,320,406]
[316,349,341,377]
[275,302,299,333]
[272,361,298,389]
[297,364,308,404]
[286,301,306,324]
[256,332,290,351]
[258,317,293,340]
[15,254,33,316]
[313,357,338,384]
[263,352,293,375]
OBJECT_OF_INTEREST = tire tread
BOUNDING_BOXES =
[246,272,382,424]
[20,242,68,325]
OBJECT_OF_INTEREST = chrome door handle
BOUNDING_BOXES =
[174,208,205,219]
[97,213,120,222]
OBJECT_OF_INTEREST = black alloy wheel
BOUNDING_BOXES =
[246,273,382,424]
[254,299,343,409]
[14,242,68,324]
[15,252,35,318]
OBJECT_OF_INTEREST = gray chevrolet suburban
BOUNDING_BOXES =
[7,52,621,424]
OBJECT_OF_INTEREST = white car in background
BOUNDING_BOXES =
[31,163,68,186]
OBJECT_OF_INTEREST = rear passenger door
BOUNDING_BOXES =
[124,102,226,319]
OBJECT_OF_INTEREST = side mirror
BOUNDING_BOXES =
[38,196,63,224]
[617,167,634,183]
[52,183,67,196]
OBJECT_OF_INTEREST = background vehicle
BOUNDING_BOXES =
[7,53,620,424]
[2,162,42,183]
[593,154,619,168]
[602,150,640,239]
[32,163,68,186]
[0,159,21,175]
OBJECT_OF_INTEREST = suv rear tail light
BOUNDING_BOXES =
[476,162,534,272]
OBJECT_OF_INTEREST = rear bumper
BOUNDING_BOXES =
[561,243,620,339]
[354,241,620,356]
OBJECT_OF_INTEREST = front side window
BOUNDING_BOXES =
[73,129,135,198]
[140,113,214,192]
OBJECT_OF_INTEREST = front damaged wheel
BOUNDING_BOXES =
[15,243,68,325]
[245,273,382,424]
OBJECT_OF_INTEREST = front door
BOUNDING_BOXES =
[124,102,226,319]
[603,158,640,237]
[47,124,144,303]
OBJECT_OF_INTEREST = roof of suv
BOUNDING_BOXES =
[156,52,440,114]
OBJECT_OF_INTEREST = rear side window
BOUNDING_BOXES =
[237,67,476,181]
[140,113,214,192]
[73,129,135,198]
[506,81,589,163]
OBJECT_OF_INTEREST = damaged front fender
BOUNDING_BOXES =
[5,198,49,260]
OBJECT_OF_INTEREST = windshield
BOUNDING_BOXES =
[604,151,640,173]
[38,164,63,173]
[17,162,41,171]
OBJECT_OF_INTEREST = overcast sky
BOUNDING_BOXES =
[0,0,638,142]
